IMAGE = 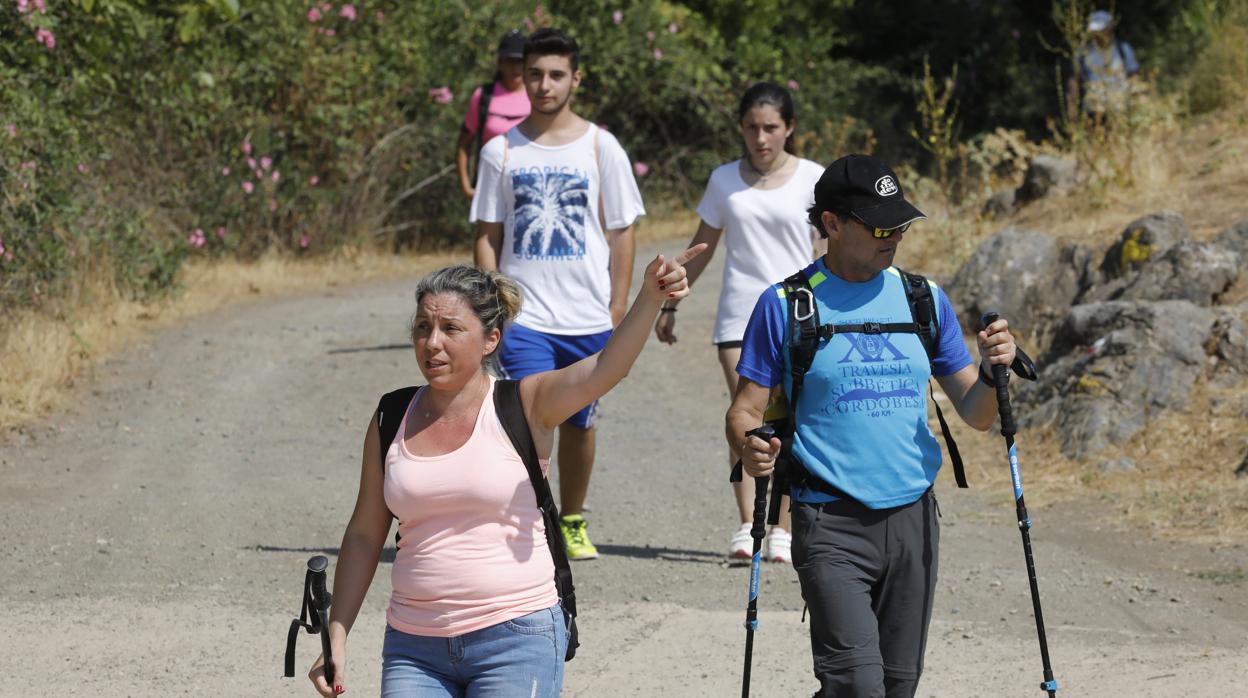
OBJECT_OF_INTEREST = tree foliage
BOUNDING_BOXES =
[0,0,1227,311]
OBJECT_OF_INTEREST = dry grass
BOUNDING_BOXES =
[903,102,1248,281]
[0,247,459,431]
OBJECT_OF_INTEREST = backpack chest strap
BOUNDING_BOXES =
[817,321,921,340]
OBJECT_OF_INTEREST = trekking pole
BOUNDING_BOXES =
[983,312,1058,697]
[732,424,775,698]
[284,555,335,685]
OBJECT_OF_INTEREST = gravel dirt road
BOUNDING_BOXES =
[3,238,1245,697]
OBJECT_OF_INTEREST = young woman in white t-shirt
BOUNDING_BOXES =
[653,81,824,563]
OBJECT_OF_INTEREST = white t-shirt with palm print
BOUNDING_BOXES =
[471,124,645,335]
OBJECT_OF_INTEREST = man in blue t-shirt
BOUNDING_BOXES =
[727,154,1018,697]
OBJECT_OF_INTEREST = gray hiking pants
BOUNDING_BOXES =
[791,490,940,698]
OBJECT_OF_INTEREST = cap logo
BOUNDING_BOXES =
[875,176,898,197]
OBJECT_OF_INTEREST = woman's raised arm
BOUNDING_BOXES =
[522,244,707,430]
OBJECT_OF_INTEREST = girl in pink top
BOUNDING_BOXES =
[456,30,532,201]
[308,244,707,697]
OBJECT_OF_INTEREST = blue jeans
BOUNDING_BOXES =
[381,605,567,697]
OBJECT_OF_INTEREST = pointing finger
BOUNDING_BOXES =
[673,243,709,266]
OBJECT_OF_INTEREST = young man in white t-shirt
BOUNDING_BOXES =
[472,28,645,560]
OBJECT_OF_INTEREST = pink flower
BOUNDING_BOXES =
[523,17,534,32]
[268,198,278,212]
[242,181,254,194]
[188,229,206,248]
[246,157,257,170]
[645,30,655,41]
[216,227,228,240]
[309,175,320,186]
[0,239,5,257]
[260,156,272,171]
[375,10,385,21]
[3,251,11,262]
[534,4,545,19]
[221,166,230,176]
[321,2,331,10]
[5,124,16,137]
[35,28,55,49]
[16,0,28,13]
[787,79,800,91]
[299,236,310,248]
[339,4,356,21]
[33,0,46,12]
[20,161,36,170]
[612,10,623,25]
[307,7,321,22]
[323,28,336,37]
[653,48,663,60]
[668,22,678,33]
[241,140,252,155]
[77,163,90,174]
[429,86,453,105]
[633,161,650,177]
[271,170,281,183]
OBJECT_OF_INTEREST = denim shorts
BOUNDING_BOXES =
[381,604,567,697]
[498,323,611,429]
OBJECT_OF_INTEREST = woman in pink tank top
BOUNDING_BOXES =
[307,243,706,697]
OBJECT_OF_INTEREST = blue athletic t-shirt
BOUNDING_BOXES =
[736,259,973,509]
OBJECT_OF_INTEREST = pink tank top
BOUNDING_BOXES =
[383,377,557,637]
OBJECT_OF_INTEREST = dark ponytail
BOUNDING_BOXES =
[738,81,797,154]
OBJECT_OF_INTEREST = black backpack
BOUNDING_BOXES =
[374,379,579,661]
[779,267,970,490]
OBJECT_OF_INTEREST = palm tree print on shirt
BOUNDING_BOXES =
[511,169,590,259]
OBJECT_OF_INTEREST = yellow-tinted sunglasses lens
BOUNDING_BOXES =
[870,221,911,239]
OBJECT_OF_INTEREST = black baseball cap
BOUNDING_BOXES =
[812,154,926,231]
[498,30,526,59]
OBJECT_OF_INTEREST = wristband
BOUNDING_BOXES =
[660,306,677,313]
[978,364,997,387]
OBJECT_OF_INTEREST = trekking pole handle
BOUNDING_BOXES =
[982,313,1016,437]
[745,425,775,541]
[307,555,335,685]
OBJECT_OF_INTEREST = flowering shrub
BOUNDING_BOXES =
[0,0,1209,312]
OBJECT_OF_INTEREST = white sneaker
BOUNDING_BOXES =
[767,528,792,564]
[728,522,753,559]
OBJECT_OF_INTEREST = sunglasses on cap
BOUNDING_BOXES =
[851,212,912,239]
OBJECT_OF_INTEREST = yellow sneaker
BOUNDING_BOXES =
[560,514,599,561]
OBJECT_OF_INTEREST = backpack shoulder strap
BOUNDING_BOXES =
[376,386,420,469]
[897,267,939,361]
[493,379,580,659]
[896,268,968,488]
[781,271,820,423]
[474,81,495,173]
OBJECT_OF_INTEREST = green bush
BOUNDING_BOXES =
[0,0,1232,313]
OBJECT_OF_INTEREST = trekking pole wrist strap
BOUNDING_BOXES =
[978,363,997,387]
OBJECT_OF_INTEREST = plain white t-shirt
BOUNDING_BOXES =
[472,124,645,334]
[696,157,823,343]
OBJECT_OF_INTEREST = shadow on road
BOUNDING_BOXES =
[250,544,397,564]
[596,544,724,564]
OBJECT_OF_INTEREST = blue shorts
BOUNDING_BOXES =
[499,323,611,429]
